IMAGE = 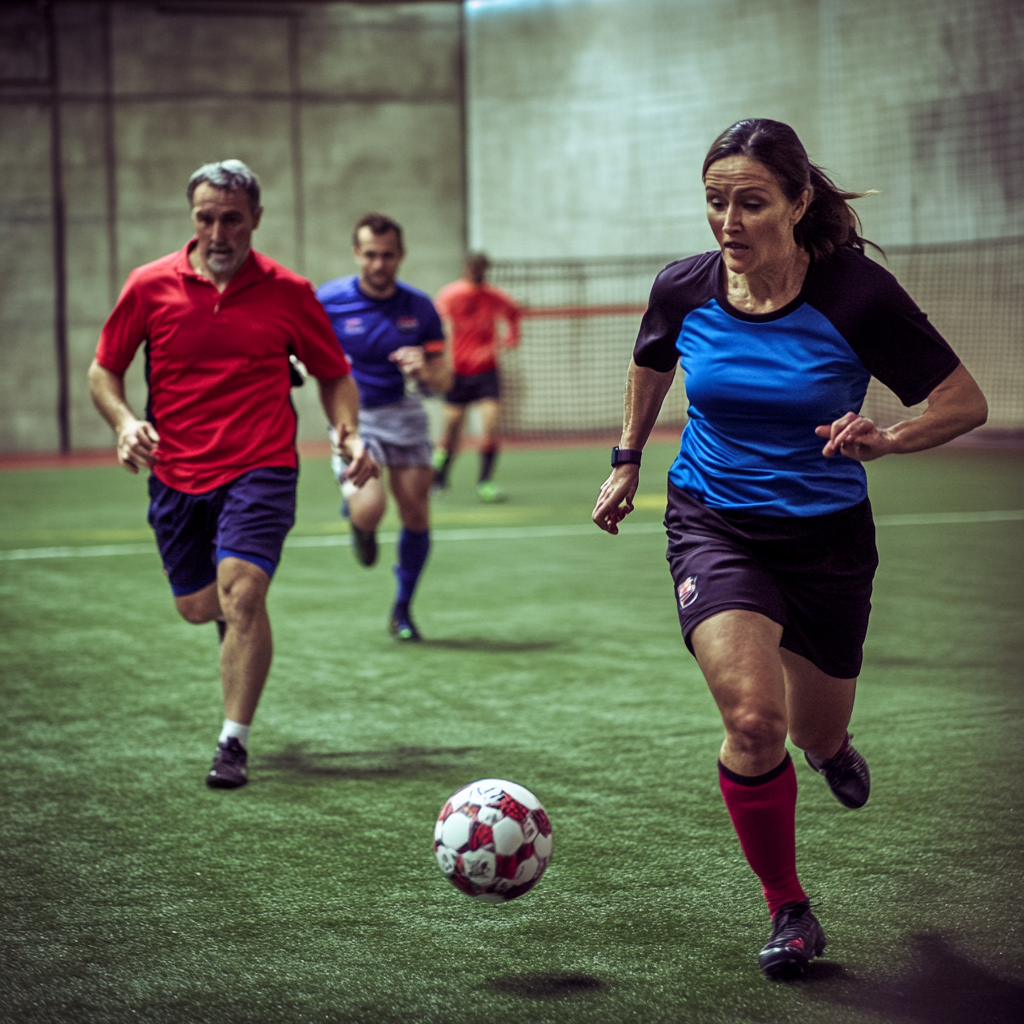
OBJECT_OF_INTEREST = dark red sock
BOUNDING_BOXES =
[718,753,806,916]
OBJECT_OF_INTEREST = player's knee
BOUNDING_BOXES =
[723,703,787,753]
[217,572,268,626]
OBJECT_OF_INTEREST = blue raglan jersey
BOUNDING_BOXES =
[633,247,960,517]
[316,275,445,409]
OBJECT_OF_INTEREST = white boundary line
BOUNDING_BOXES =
[0,510,1021,562]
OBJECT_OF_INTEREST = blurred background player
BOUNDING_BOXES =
[432,252,521,502]
[88,160,377,790]
[317,214,451,641]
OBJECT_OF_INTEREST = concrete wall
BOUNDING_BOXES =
[0,1,465,452]
[466,0,1023,431]
[466,0,1024,257]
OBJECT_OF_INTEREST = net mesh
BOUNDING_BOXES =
[490,239,1023,438]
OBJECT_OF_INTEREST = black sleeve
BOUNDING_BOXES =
[633,253,720,373]
[806,249,961,407]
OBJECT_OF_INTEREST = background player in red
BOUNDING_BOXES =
[432,252,522,502]
[88,160,378,789]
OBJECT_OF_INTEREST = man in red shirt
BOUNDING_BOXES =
[88,159,378,790]
[432,253,521,501]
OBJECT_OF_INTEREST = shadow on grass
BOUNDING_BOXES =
[425,637,565,653]
[259,743,479,780]
[809,933,1024,1024]
[488,973,604,1000]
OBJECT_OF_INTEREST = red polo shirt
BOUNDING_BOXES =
[96,242,351,494]
[435,280,521,376]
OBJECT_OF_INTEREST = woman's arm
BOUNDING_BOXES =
[592,359,677,534]
[816,362,988,462]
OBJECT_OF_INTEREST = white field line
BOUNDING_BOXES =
[0,510,1021,562]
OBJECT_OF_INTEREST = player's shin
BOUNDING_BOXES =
[718,753,807,915]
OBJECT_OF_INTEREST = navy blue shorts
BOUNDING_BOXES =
[446,369,501,405]
[664,482,878,679]
[147,466,297,597]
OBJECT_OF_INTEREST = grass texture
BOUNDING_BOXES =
[1,442,1023,1024]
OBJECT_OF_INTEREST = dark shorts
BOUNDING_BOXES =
[147,466,298,597]
[664,482,878,679]
[446,369,501,406]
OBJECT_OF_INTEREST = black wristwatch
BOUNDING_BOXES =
[611,446,643,467]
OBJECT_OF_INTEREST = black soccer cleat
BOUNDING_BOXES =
[350,524,378,567]
[206,736,248,789]
[805,734,870,809]
[389,609,422,642]
[759,899,827,980]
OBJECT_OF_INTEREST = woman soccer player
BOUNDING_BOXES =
[592,118,987,979]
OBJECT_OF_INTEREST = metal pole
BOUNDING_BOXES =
[101,1,120,307]
[287,13,305,277]
[45,0,70,453]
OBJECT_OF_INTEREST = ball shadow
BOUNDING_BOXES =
[425,638,564,653]
[488,972,604,1000]
[258,743,479,780]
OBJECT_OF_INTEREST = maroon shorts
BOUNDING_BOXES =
[664,482,878,679]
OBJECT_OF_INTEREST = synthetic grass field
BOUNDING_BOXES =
[2,442,1023,1024]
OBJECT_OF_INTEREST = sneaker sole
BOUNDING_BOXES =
[206,773,247,790]
[759,933,826,980]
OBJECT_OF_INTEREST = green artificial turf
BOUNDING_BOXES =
[1,443,1023,1024]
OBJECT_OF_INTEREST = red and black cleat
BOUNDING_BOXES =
[759,899,827,980]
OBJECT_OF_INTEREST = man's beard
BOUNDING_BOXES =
[207,247,245,275]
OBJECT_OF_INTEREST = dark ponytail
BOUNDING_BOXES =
[702,119,880,260]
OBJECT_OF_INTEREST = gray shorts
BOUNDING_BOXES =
[330,394,432,479]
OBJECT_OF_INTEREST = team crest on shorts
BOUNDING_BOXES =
[677,575,699,609]
[397,316,419,332]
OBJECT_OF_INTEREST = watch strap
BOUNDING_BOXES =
[611,446,643,467]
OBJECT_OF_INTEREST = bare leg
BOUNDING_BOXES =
[435,404,467,487]
[781,648,857,763]
[347,474,387,532]
[389,465,432,530]
[692,609,808,921]
[215,557,272,725]
[477,398,501,449]
[691,609,788,776]
[439,403,467,462]
[173,559,273,725]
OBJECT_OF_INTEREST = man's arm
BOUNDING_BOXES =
[87,359,160,474]
[390,345,454,396]
[317,374,379,486]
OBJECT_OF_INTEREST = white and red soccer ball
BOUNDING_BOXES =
[434,779,552,902]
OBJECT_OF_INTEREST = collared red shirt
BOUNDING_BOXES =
[96,242,351,494]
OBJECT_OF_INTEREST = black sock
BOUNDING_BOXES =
[479,447,497,484]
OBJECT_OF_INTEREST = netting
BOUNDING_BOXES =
[489,238,1024,438]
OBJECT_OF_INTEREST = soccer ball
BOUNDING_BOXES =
[434,779,552,902]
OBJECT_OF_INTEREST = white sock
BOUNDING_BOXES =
[219,719,250,750]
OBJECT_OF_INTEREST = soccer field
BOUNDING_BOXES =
[1,443,1022,1024]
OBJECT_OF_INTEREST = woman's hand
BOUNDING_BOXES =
[592,464,641,534]
[815,413,894,463]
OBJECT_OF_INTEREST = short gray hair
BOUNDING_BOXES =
[186,159,261,213]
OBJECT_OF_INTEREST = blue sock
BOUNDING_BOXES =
[394,527,430,608]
